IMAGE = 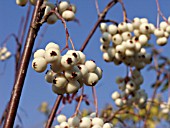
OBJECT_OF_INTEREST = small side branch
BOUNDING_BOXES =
[45,95,63,128]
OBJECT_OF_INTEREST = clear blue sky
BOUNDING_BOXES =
[0,0,170,127]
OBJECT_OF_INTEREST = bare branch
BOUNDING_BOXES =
[3,0,45,127]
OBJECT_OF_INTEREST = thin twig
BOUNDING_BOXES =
[18,17,24,39]
[155,0,168,22]
[80,0,118,52]
[45,95,63,128]
[73,87,84,116]
[95,0,100,16]
[118,0,127,22]
[3,1,45,127]
[92,86,98,117]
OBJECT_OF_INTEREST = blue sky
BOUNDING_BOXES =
[0,0,170,127]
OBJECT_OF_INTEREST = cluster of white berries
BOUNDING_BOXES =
[44,0,76,24]
[111,69,148,108]
[0,47,11,61]
[54,113,113,128]
[32,42,102,95]
[160,97,170,114]
[99,17,170,68]
[16,0,76,23]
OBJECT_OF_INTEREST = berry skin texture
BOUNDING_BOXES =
[16,0,28,6]
[58,1,70,13]
[79,117,91,128]
[60,121,69,128]
[44,48,61,63]
[0,47,7,54]
[115,98,123,107]
[68,116,80,127]
[45,70,54,83]
[156,37,168,46]
[52,84,66,95]
[65,80,80,94]
[52,74,68,89]
[33,49,45,58]
[57,114,67,124]
[139,34,148,46]
[64,66,82,81]
[76,51,86,64]
[102,32,112,42]
[77,64,89,77]
[47,14,58,24]
[85,60,97,72]
[62,10,75,21]
[83,73,99,86]
[100,22,107,33]
[94,67,103,80]
[107,24,118,35]
[4,51,11,59]
[103,123,113,128]
[45,42,60,51]
[66,50,80,63]
[112,34,122,45]
[154,28,164,37]
[111,91,121,100]
[32,57,47,73]
[29,0,36,5]
[92,117,104,127]
[61,54,77,69]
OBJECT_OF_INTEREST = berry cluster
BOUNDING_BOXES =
[160,97,170,114]
[54,113,113,128]
[99,17,170,68]
[16,0,76,23]
[32,42,102,95]
[111,69,148,108]
[0,47,11,61]
[44,1,76,24]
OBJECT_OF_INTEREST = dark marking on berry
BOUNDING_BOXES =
[72,53,77,58]
[91,60,95,63]
[130,83,134,87]
[67,58,73,64]
[77,66,81,70]
[50,51,57,56]
[80,119,82,123]
[91,82,97,86]
[134,37,139,42]
[53,79,57,84]
[33,62,37,69]
[127,33,131,37]
[145,26,149,30]
[129,40,133,43]
[72,72,77,78]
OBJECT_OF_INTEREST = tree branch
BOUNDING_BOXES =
[3,0,45,127]
[45,95,63,128]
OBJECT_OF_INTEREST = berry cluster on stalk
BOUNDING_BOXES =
[16,0,76,23]
[32,42,102,95]
[111,69,148,108]
[99,17,170,69]
[0,47,11,61]
[54,113,113,128]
